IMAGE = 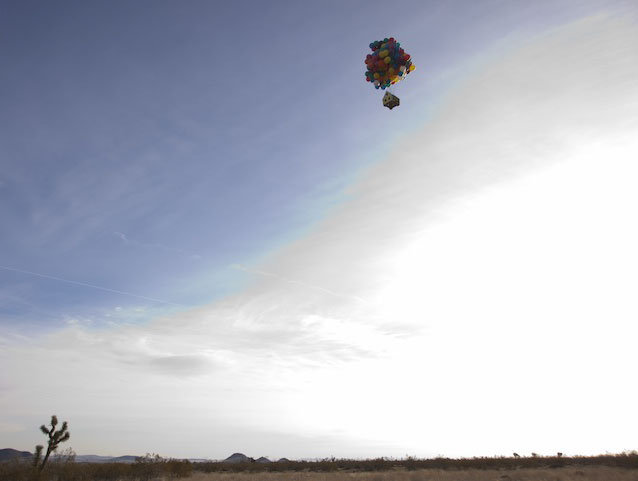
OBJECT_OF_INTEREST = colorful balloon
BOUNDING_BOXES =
[363,36,415,90]
[364,37,416,108]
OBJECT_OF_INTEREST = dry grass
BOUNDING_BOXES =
[2,456,636,481]
[181,467,638,481]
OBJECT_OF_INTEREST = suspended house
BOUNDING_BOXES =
[382,91,400,109]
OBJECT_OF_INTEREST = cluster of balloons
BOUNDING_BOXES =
[364,37,415,90]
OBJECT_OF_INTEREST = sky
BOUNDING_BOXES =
[1,0,637,460]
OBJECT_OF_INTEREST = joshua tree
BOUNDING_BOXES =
[513,452,520,458]
[33,415,70,472]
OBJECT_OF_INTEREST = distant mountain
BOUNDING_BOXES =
[75,455,138,464]
[224,453,254,463]
[111,456,138,463]
[277,458,291,462]
[75,455,114,463]
[0,448,32,462]
[1,449,283,465]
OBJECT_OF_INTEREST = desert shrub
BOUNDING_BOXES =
[163,459,193,478]
[190,453,638,475]
[0,457,194,481]
[4,452,636,481]
[0,458,34,481]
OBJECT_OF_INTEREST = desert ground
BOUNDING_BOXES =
[181,467,638,481]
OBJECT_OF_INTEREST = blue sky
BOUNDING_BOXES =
[1,0,637,460]
[0,0,612,327]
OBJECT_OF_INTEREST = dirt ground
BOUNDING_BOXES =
[181,467,638,481]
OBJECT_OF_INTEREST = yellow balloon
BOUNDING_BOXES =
[373,72,380,79]
[384,56,391,64]
[379,49,388,58]
[409,64,416,71]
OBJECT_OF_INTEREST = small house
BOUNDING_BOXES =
[382,91,400,109]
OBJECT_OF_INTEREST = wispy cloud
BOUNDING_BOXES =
[147,354,217,377]
[231,264,368,304]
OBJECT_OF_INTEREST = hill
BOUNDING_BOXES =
[224,453,254,463]
[75,455,138,464]
[0,448,32,462]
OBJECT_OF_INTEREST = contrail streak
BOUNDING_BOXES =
[0,265,183,306]
[114,231,203,260]
[232,264,368,304]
